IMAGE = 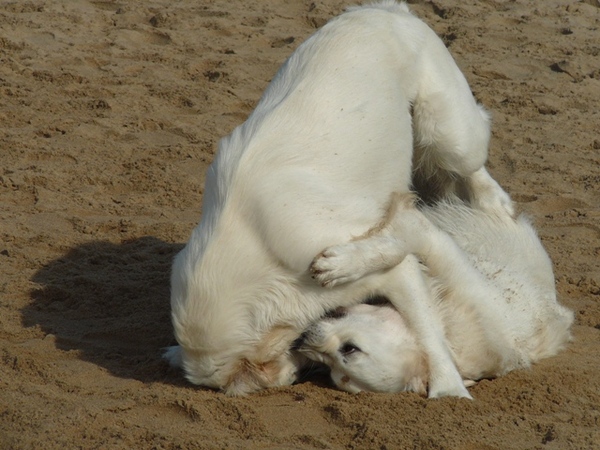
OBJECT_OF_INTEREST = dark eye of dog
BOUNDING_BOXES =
[340,343,360,356]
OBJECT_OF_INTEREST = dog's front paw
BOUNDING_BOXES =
[428,372,474,400]
[309,244,364,288]
[310,236,408,288]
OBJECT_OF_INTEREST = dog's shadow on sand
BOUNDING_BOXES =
[24,237,187,385]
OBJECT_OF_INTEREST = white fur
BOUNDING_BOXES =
[299,201,573,396]
[165,1,513,397]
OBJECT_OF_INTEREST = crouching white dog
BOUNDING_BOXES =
[298,199,574,395]
[165,1,513,397]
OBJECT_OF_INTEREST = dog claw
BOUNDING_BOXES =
[309,244,364,288]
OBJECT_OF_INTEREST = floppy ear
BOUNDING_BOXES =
[255,325,300,361]
[224,358,283,396]
[224,326,301,396]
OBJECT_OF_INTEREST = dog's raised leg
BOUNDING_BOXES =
[311,194,472,398]
[310,193,421,289]
[311,196,518,398]
[410,35,514,219]
[382,254,472,399]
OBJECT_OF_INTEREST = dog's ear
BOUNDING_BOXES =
[224,358,281,396]
[255,325,300,361]
[224,326,301,395]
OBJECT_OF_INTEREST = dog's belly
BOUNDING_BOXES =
[242,139,412,274]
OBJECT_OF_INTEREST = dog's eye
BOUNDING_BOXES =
[339,343,360,356]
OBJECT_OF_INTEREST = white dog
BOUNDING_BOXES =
[298,199,574,395]
[164,1,514,397]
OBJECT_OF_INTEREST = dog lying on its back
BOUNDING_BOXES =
[298,199,574,395]
[165,1,515,397]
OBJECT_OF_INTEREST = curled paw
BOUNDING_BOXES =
[309,245,362,288]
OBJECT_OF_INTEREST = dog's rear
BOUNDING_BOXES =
[424,202,573,369]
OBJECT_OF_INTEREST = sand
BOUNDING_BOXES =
[1,0,599,448]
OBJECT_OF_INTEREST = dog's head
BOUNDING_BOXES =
[165,323,304,396]
[167,230,306,395]
[164,344,300,396]
[297,303,428,394]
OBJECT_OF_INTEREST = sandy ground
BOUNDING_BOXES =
[1,0,599,448]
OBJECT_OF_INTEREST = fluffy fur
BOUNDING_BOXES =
[164,1,513,397]
[298,200,573,396]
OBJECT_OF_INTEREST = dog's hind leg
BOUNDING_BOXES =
[463,166,514,218]
[410,34,513,218]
